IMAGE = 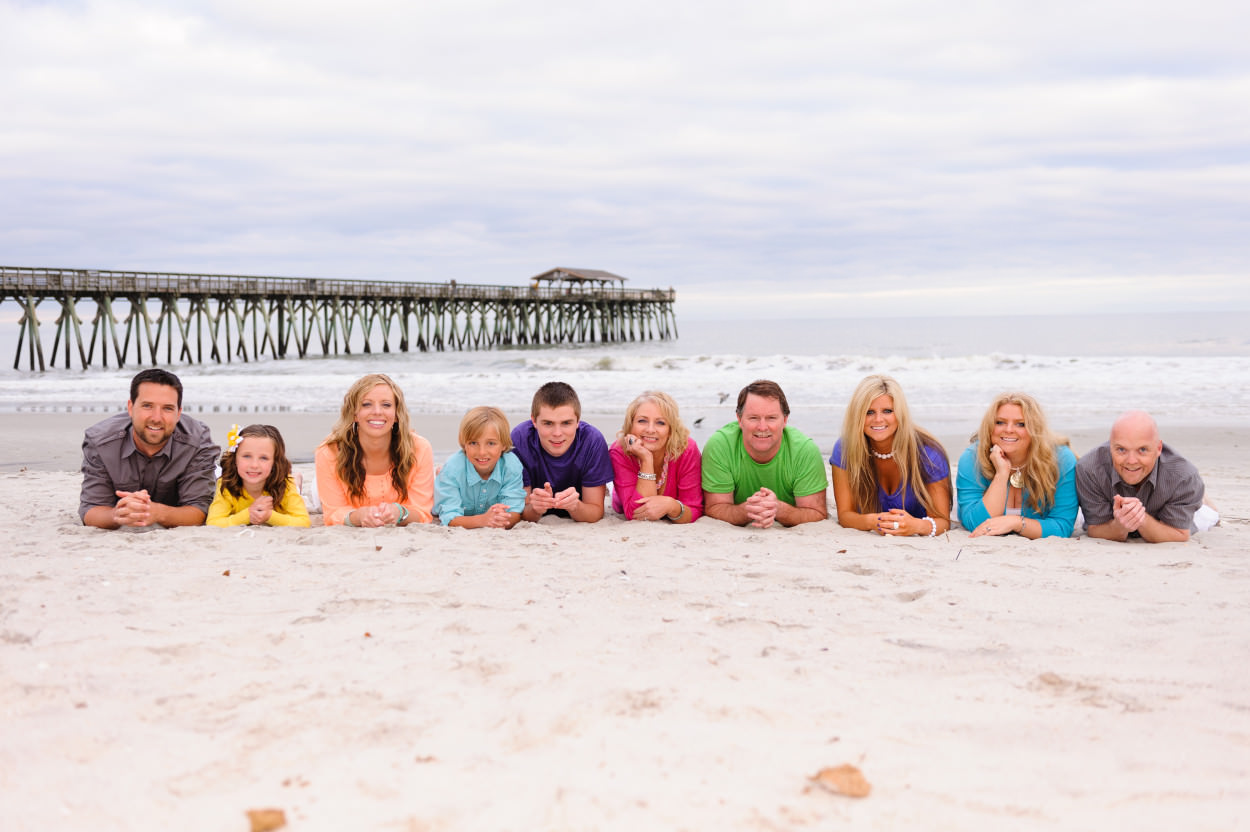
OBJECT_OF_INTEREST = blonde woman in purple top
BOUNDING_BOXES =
[830,375,951,536]
[610,391,703,523]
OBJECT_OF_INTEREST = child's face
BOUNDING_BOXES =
[236,435,276,491]
[534,405,578,458]
[464,425,505,478]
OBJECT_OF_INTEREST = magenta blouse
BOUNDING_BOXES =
[610,436,704,521]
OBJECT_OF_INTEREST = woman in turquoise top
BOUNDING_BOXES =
[957,392,1078,539]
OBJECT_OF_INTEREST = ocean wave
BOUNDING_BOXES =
[2,350,1247,440]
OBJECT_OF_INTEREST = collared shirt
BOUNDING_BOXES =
[433,449,526,524]
[1076,441,1205,532]
[79,411,220,522]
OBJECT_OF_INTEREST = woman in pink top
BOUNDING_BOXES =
[610,391,703,523]
[316,373,434,526]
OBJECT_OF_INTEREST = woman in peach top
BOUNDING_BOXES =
[315,373,434,526]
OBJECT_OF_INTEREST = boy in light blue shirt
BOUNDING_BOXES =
[434,407,525,528]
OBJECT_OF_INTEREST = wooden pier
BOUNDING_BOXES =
[0,266,678,371]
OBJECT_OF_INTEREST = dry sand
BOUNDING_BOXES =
[1,413,1248,830]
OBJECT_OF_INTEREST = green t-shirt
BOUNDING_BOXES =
[701,422,828,505]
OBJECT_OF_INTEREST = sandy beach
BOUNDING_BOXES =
[2,413,1248,830]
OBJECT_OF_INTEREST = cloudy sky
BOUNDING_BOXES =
[3,0,1248,319]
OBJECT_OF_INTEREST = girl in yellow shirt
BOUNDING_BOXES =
[207,424,310,527]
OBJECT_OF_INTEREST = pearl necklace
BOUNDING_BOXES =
[871,449,894,460]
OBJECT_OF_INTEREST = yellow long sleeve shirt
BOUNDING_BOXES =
[206,478,311,527]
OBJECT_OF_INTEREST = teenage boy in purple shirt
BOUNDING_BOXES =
[510,381,612,522]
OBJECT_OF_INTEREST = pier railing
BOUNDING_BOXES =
[1,266,678,371]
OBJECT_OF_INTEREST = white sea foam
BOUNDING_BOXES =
[2,313,1246,454]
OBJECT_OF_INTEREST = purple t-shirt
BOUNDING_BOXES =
[829,438,950,518]
[510,420,613,504]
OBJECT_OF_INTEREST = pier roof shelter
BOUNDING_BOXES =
[530,268,627,290]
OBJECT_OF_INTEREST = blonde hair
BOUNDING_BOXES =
[973,392,1067,513]
[320,374,417,502]
[618,391,690,461]
[839,375,947,517]
[458,406,512,451]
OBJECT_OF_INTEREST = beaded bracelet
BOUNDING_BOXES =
[637,472,657,481]
[926,516,937,537]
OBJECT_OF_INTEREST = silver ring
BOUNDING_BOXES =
[893,521,899,530]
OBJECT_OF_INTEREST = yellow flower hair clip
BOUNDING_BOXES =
[226,423,242,453]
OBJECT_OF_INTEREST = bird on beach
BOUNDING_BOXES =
[717,392,730,404]
[693,417,704,427]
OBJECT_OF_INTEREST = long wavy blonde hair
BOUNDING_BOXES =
[839,375,947,516]
[973,391,1067,513]
[618,391,691,462]
[321,373,417,502]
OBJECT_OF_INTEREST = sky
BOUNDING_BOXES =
[3,0,1249,320]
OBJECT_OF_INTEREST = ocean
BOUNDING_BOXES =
[1,310,1247,454]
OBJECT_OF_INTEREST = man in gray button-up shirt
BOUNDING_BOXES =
[79,369,219,528]
[1076,410,1211,542]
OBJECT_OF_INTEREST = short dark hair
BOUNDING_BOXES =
[531,381,581,420]
[736,379,789,417]
[129,368,184,408]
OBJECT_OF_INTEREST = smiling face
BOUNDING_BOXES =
[630,401,671,454]
[465,425,505,478]
[126,382,181,456]
[354,383,396,440]
[992,403,1031,461]
[862,394,897,449]
[1109,414,1162,486]
[737,393,788,463]
[535,404,579,457]
[235,435,276,495]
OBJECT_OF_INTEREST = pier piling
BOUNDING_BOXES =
[1,267,678,371]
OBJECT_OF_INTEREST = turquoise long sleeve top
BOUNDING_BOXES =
[956,443,1078,538]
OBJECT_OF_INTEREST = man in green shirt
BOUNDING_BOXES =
[702,379,829,527]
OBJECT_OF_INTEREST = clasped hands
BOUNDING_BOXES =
[478,503,515,528]
[112,489,155,527]
[744,487,780,528]
[528,482,581,515]
[873,508,914,536]
[352,503,404,527]
[247,495,275,525]
[1112,494,1147,532]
